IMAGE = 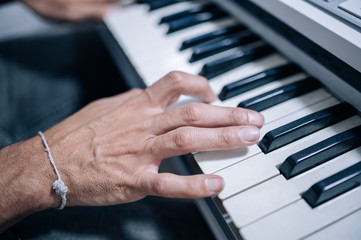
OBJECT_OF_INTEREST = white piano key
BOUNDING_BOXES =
[216,97,340,198]
[106,5,152,38]
[107,5,279,86]
[137,44,247,80]
[209,54,288,94]
[111,19,238,84]
[261,88,331,124]
[106,3,196,59]
[128,18,237,61]
[225,176,300,227]
[152,3,232,37]
[118,3,235,58]
[210,115,361,195]
[304,208,361,240]
[148,0,214,23]
[222,147,361,228]
[195,92,336,174]
[132,18,238,57]
[143,53,292,99]
[136,55,201,82]
[106,5,290,88]
[194,144,260,174]
[138,40,264,74]
[105,5,164,67]
[165,18,237,47]
[105,5,146,44]
[258,95,335,141]
[211,72,307,109]
[138,43,272,86]
[143,1,204,28]
[146,2,198,21]
[240,185,361,240]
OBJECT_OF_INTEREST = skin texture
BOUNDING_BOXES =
[0,72,264,233]
[22,0,120,21]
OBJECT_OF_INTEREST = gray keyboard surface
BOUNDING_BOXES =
[306,0,361,30]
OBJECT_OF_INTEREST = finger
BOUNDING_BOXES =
[144,71,217,109]
[148,125,260,160]
[76,0,118,3]
[65,3,113,21]
[152,103,264,135]
[140,173,224,198]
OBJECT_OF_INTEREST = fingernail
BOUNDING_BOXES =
[239,126,260,143]
[248,112,264,126]
[206,177,224,193]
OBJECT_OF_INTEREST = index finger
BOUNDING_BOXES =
[144,71,217,109]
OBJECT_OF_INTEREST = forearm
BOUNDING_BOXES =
[0,136,57,233]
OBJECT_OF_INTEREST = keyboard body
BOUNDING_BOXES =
[101,1,361,239]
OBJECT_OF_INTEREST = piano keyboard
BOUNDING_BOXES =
[104,0,361,239]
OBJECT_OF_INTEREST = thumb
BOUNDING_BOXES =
[140,173,224,198]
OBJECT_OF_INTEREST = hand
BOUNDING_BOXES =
[44,71,264,207]
[0,72,264,232]
[22,0,118,21]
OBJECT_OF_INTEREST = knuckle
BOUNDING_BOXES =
[165,71,184,87]
[173,128,193,150]
[182,103,204,124]
[130,88,144,95]
[219,128,235,146]
[152,177,167,196]
[198,74,209,84]
[194,74,210,89]
[228,108,248,124]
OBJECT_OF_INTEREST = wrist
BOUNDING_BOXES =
[0,136,59,232]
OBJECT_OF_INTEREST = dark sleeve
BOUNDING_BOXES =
[0,0,14,5]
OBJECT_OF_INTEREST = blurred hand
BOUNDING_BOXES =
[22,0,119,21]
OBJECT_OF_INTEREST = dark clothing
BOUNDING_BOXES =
[0,24,214,240]
[0,25,126,148]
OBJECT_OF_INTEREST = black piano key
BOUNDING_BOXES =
[279,125,361,179]
[189,32,259,63]
[199,45,274,79]
[167,8,227,34]
[180,25,246,50]
[219,63,301,101]
[148,0,187,11]
[237,77,321,112]
[258,103,357,154]
[159,4,213,24]
[302,161,361,208]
